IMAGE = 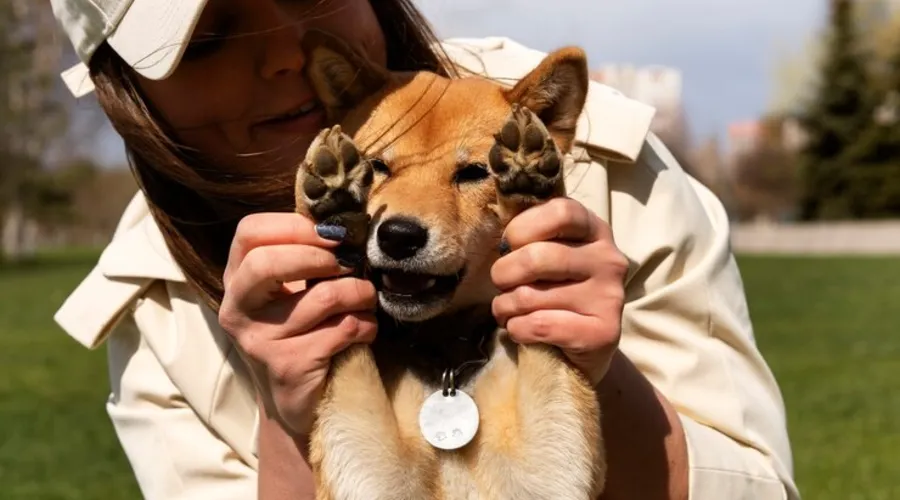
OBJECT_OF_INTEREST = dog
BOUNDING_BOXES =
[294,29,604,500]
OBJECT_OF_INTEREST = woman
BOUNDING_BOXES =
[50,0,799,498]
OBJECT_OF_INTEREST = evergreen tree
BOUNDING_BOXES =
[846,39,900,218]
[796,0,875,220]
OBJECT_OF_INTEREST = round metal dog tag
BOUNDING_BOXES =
[418,389,480,451]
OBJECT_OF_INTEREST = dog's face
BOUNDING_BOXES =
[302,31,588,322]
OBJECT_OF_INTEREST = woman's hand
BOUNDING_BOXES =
[491,198,629,385]
[218,213,378,437]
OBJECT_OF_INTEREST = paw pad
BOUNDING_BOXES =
[488,104,564,204]
[295,125,374,224]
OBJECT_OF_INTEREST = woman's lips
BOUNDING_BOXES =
[252,100,325,137]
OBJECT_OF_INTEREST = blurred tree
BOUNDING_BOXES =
[731,115,801,222]
[843,37,900,218]
[0,0,70,260]
[865,0,900,86]
[795,0,876,220]
[69,165,139,244]
[25,158,98,228]
[768,0,895,115]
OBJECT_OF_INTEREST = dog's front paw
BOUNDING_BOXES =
[297,125,373,219]
[295,125,372,248]
[488,104,565,214]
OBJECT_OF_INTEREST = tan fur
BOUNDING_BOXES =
[295,30,604,500]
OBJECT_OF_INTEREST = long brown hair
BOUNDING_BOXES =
[88,1,457,312]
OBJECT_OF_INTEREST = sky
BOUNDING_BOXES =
[89,0,830,167]
[415,0,828,141]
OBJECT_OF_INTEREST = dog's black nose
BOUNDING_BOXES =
[377,217,428,260]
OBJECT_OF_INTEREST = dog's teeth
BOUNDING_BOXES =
[383,274,396,289]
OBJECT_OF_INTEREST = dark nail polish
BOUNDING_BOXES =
[498,238,511,256]
[316,223,347,242]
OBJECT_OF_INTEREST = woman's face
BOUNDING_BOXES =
[137,0,387,172]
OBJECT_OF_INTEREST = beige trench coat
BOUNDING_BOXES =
[55,36,800,500]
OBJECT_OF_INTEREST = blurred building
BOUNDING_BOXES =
[589,64,690,156]
[722,120,763,180]
[727,120,762,157]
[588,64,750,196]
[723,115,806,180]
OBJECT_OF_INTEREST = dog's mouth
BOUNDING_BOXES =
[372,268,463,298]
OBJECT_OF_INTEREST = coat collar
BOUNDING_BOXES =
[54,193,186,350]
[98,192,187,283]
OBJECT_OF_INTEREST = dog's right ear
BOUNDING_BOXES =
[504,47,589,153]
[302,29,389,113]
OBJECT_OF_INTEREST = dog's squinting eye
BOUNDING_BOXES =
[371,159,390,175]
[454,163,490,184]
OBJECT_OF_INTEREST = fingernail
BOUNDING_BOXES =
[316,223,347,242]
[498,238,511,256]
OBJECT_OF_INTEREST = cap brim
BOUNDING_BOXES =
[107,0,211,81]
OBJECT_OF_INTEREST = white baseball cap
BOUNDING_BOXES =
[50,0,211,98]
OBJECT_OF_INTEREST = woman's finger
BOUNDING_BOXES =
[492,280,619,326]
[257,277,377,337]
[259,310,379,382]
[224,212,345,286]
[505,309,620,384]
[257,311,377,421]
[225,244,355,313]
[297,311,379,365]
[491,240,594,290]
[505,309,612,348]
[251,310,375,429]
[502,198,606,249]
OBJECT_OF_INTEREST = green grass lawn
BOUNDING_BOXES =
[741,255,900,500]
[0,249,141,499]
[1,251,898,499]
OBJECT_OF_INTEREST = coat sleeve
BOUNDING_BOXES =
[55,261,259,499]
[54,193,261,500]
[103,304,258,500]
[604,132,800,500]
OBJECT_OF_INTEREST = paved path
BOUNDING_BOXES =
[730,220,900,255]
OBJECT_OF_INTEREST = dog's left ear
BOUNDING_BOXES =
[302,29,390,117]
[504,47,590,153]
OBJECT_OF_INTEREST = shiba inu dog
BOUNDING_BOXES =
[294,29,603,500]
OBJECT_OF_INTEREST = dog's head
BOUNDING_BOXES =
[302,30,589,323]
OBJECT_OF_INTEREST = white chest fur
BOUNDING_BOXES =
[309,334,605,500]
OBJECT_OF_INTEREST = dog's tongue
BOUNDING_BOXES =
[383,272,437,295]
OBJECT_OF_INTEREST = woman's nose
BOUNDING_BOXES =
[254,1,307,80]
